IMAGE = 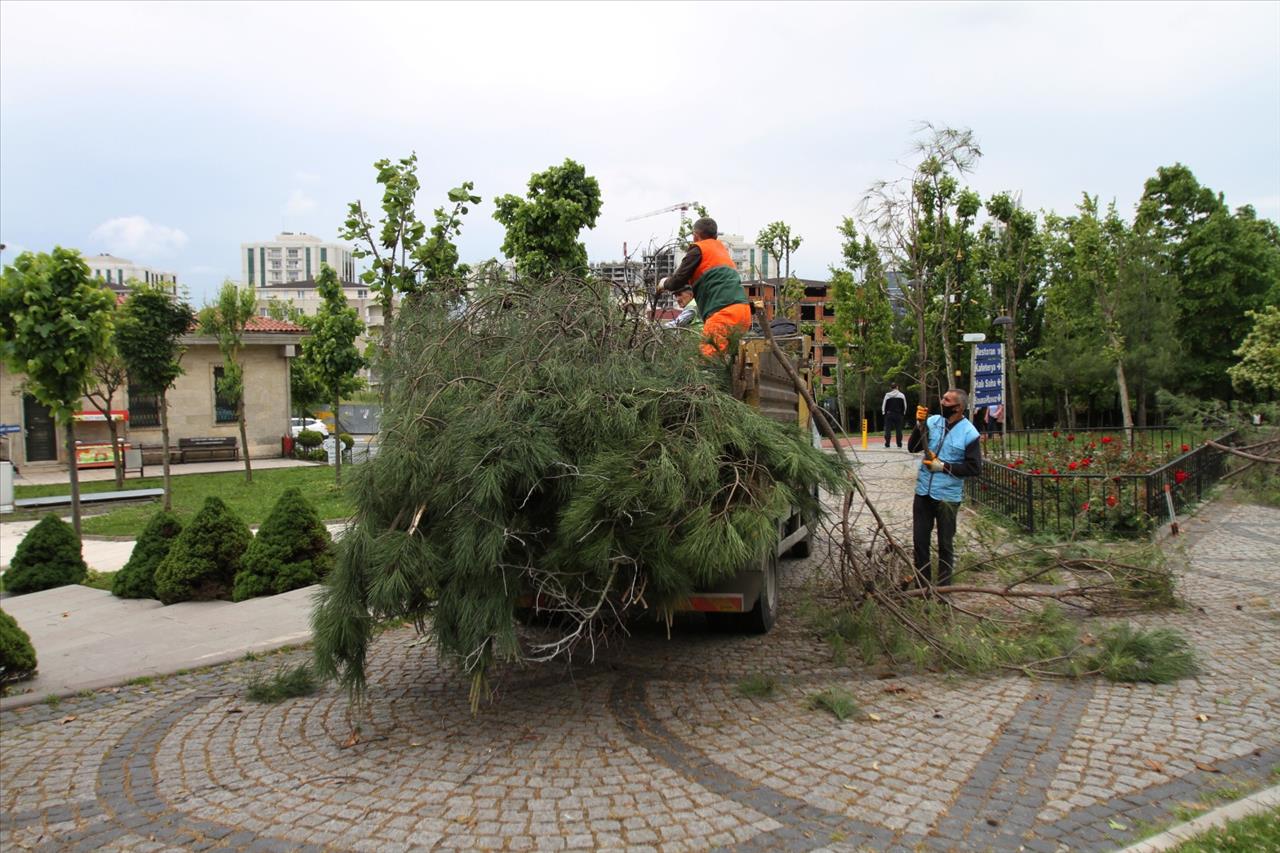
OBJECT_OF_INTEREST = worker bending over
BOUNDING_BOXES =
[662,218,751,357]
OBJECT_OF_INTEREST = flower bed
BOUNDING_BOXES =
[968,428,1235,536]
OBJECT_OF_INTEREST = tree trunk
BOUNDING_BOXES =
[160,390,173,511]
[915,305,929,406]
[107,417,124,489]
[65,420,82,538]
[1114,358,1134,438]
[1005,320,1024,431]
[333,393,342,485]
[1136,380,1148,428]
[238,401,253,484]
[835,352,847,433]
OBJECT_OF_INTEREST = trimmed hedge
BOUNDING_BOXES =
[153,497,252,604]
[112,510,183,599]
[0,608,38,684]
[4,514,87,594]
[232,488,333,601]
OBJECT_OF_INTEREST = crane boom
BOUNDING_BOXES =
[626,201,700,222]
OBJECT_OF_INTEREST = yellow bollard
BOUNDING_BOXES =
[861,418,868,450]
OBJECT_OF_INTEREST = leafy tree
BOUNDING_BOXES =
[117,283,194,510]
[974,194,1045,430]
[0,608,38,684]
[1229,306,1280,399]
[340,153,480,356]
[4,514,88,594]
[1136,163,1280,399]
[493,158,603,279]
[84,298,131,488]
[153,496,252,604]
[307,264,366,484]
[233,487,333,601]
[0,248,115,535]
[861,124,983,403]
[676,203,712,249]
[830,220,907,430]
[756,221,804,318]
[199,281,257,483]
[112,510,183,599]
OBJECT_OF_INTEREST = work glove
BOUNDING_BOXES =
[915,405,929,422]
[923,458,946,473]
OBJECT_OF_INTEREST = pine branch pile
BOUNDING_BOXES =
[313,277,847,705]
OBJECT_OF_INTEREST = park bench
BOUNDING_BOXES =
[140,444,181,466]
[178,437,239,463]
[15,488,165,510]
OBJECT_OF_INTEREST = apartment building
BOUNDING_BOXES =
[720,234,778,281]
[743,277,842,387]
[85,254,177,292]
[241,232,356,290]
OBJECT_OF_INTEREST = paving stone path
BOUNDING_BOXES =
[2,451,1277,851]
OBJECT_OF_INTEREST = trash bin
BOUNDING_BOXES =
[282,434,294,457]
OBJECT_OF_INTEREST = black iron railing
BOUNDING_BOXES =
[966,430,1238,537]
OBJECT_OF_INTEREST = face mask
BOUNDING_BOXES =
[940,402,958,418]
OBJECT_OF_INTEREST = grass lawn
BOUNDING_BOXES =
[14,465,353,537]
[1169,807,1280,852]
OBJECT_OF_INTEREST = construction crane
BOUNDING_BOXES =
[626,201,700,222]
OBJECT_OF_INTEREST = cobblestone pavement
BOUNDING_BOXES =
[2,449,1277,852]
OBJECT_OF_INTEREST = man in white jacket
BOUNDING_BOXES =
[882,383,907,448]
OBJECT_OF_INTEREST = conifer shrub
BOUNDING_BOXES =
[4,514,87,594]
[295,429,325,449]
[153,497,252,604]
[112,510,183,599]
[313,277,848,703]
[0,607,38,684]
[232,487,333,601]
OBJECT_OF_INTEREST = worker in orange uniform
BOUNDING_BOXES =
[661,218,751,357]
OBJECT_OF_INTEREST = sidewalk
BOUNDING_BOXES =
[0,584,316,709]
[11,455,314,487]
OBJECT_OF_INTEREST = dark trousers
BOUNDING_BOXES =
[913,493,959,587]
[884,412,904,447]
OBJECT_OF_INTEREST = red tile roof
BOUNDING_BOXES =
[245,316,309,333]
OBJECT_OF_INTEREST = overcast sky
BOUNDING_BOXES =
[2,1,1277,302]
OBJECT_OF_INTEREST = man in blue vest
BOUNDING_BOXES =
[907,388,982,590]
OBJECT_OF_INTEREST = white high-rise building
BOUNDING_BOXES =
[720,234,777,281]
[240,232,356,289]
[85,254,177,292]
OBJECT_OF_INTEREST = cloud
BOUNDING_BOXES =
[285,189,317,215]
[89,216,189,258]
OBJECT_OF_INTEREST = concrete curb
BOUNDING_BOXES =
[0,630,314,711]
[1116,783,1280,852]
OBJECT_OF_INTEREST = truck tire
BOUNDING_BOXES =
[707,545,779,634]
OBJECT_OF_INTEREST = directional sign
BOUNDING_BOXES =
[0,424,21,435]
[972,343,1004,406]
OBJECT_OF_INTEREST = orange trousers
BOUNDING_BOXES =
[700,303,752,357]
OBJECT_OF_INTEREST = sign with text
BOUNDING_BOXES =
[972,343,1004,406]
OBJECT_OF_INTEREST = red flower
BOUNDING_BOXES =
[1052,430,1060,438]
[1089,441,1097,449]
[1174,470,1189,485]
[1181,444,1190,453]
[1102,436,1113,444]
[1049,468,1059,475]
[1032,468,1042,475]
[1080,458,1091,467]
[1106,495,1118,508]
[1081,502,1090,511]
[1067,434,1075,442]
[1068,462,1078,471]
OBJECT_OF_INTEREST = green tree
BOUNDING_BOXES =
[1136,163,1280,399]
[0,608,38,684]
[756,221,804,318]
[340,152,480,356]
[117,282,194,510]
[862,124,983,403]
[153,496,252,604]
[112,510,183,599]
[0,248,115,535]
[830,220,908,431]
[975,194,1045,430]
[84,298,131,488]
[4,514,88,594]
[493,158,603,279]
[199,281,257,483]
[1229,306,1280,399]
[233,487,333,601]
[307,264,366,484]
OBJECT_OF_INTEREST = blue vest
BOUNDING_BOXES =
[915,415,980,502]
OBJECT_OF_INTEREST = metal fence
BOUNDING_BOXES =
[966,430,1238,536]
[980,426,1211,463]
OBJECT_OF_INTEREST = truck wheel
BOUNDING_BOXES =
[788,524,813,559]
[707,545,779,634]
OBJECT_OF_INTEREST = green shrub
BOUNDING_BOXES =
[112,510,183,599]
[232,488,333,601]
[308,448,328,462]
[295,429,325,449]
[807,687,861,721]
[0,608,38,683]
[4,514,87,594]
[338,433,354,450]
[153,497,252,604]
[1086,624,1198,684]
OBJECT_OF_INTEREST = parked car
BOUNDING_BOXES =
[291,417,329,437]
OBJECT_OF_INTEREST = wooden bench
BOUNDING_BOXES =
[140,444,181,466]
[15,488,165,510]
[178,437,239,463]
